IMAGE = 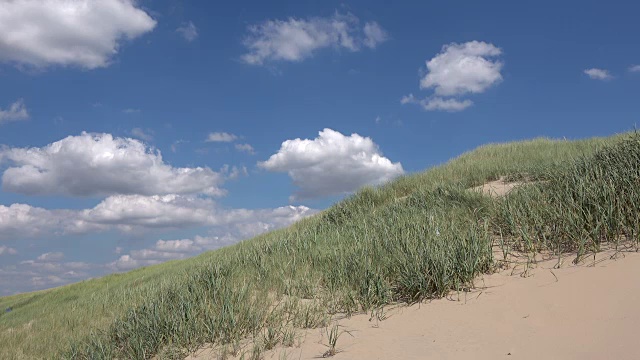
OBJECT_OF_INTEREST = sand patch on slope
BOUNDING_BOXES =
[471,176,527,197]
[190,249,640,360]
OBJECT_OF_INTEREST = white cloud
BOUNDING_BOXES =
[37,252,64,261]
[0,202,316,292]
[149,235,234,256]
[403,41,502,113]
[221,165,248,180]
[363,22,389,49]
[1,257,95,294]
[423,97,472,112]
[402,95,473,112]
[259,128,404,200]
[0,0,156,69]
[584,68,613,80]
[107,254,160,271]
[6,255,93,291]
[131,128,154,141]
[108,205,316,271]
[239,205,315,235]
[207,132,238,142]
[177,21,198,42]
[0,194,316,237]
[123,108,141,114]
[629,65,640,73]
[0,132,225,197]
[0,202,99,238]
[155,238,201,252]
[129,249,187,261]
[400,94,415,105]
[31,275,65,287]
[20,258,90,272]
[0,99,29,124]
[0,203,75,239]
[27,268,85,287]
[0,195,223,239]
[79,194,218,231]
[0,246,17,255]
[241,13,388,65]
[420,41,503,96]
[235,143,256,154]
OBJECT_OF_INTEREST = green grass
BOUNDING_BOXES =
[0,131,632,359]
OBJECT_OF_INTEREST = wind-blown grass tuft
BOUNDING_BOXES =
[496,132,640,261]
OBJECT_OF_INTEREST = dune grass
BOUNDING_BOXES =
[0,132,632,359]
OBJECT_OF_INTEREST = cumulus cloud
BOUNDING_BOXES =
[630,65,640,73]
[0,0,156,69]
[241,12,388,65]
[0,132,225,197]
[0,194,316,237]
[403,41,502,112]
[207,132,238,142]
[223,205,316,235]
[420,41,503,96]
[0,203,75,239]
[79,194,219,231]
[177,21,198,42]
[0,99,29,124]
[108,238,216,271]
[235,143,256,154]
[259,128,404,200]
[0,246,17,255]
[584,68,613,80]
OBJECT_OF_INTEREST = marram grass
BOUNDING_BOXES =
[0,131,633,359]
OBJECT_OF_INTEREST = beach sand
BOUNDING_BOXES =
[471,177,525,197]
[190,249,640,360]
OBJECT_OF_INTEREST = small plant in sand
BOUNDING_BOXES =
[261,326,281,351]
[248,341,263,360]
[368,305,389,328]
[281,327,297,347]
[321,323,352,358]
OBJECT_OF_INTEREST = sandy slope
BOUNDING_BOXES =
[190,249,640,360]
[471,177,524,197]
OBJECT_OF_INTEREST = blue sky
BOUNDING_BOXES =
[0,0,639,295]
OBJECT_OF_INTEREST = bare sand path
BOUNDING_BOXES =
[191,250,640,360]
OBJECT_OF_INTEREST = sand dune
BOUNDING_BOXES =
[191,249,640,360]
